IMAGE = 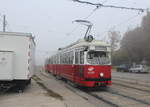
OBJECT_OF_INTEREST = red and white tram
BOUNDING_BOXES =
[45,39,112,87]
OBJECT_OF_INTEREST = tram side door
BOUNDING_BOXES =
[74,51,84,83]
[74,51,80,83]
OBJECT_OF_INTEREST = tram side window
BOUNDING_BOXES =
[55,56,57,64]
[66,53,69,64]
[66,53,70,64]
[65,53,68,64]
[64,53,68,64]
[60,55,62,64]
[68,51,73,64]
[51,58,53,64]
[80,51,84,64]
[62,54,64,64]
[56,56,58,64]
[54,57,56,64]
[75,52,79,64]
[60,55,63,64]
[71,52,74,64]
[68,52,71,64]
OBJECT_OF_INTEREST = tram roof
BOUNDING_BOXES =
[60,39,110,50]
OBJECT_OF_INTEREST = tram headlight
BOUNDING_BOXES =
[100,73,104,77]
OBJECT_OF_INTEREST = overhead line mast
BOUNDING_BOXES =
[3,15,6,32]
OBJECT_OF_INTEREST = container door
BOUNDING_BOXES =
[0,51,14,80]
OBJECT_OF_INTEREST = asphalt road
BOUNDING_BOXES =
[112,70,150,82]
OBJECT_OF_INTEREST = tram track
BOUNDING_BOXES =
[41,72,150,107]
[106,89,150,105]
[41,72,118,107]
[113,77,150,87]
[112,80,150,93]
[87,92,119,107]
[65,84,119,107]
[89,91,150,106]
[66,84,150,107]
[65,81,150,106]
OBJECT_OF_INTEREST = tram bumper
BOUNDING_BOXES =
[79,77,112,87]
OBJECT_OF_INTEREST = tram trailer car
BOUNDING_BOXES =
[46,39,111,87]
[0,32,35,90]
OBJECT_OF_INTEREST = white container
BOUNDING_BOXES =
[0,51,14,80]
[0,32,35,82]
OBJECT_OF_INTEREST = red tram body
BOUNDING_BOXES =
[45,39,112,87]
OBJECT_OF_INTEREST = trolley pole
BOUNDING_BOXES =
[3,15,6,32]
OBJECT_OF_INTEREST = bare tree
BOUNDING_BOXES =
[118,12,150,65]
[108,31,121,54]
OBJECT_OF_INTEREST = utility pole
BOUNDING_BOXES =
[3,15,6,32]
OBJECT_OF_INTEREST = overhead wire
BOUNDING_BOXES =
[66,8,98,36]
[99,11,144,41]
[71,0,149,12]
[110,11,143,30]
[71,0,147,41]
[68,0,149,38]
[66,0,108,37]
[84,7,99,19]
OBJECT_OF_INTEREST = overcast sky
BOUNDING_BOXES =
[0,0,149,65]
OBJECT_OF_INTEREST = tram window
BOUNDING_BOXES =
[87,51,110,65]
[57,56,58,64]
[54,57,55,64]
[75,52,79,64]
[63,54,65,64]
[54,57,56,64]
[60,56,62,64]
[62,55,64,64]
[68,53,70,64]
[68,52,71,64]
[71,52,74,64]
[65,53,68,64]
[60,55,63,64]
[51,59,53,64]
[56,56,58,64]
[66,53,69,64]
[64,53,66,64]
[87,51,106,59]
[80,51,84,64]
[65,53,67,64]
[68,52,73,64]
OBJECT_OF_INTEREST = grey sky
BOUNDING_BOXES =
[0,0,149,65]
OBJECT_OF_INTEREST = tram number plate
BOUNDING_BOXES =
[97,82,105,86]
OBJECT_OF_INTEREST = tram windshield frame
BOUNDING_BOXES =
[86,50,111,65]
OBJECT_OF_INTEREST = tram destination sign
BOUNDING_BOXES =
[95,46,107,51]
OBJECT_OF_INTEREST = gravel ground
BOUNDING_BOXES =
[36,72,98,107]
[1,68,149,107]
[0,80,66,107]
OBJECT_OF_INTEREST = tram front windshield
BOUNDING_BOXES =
[87,51,110,65]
